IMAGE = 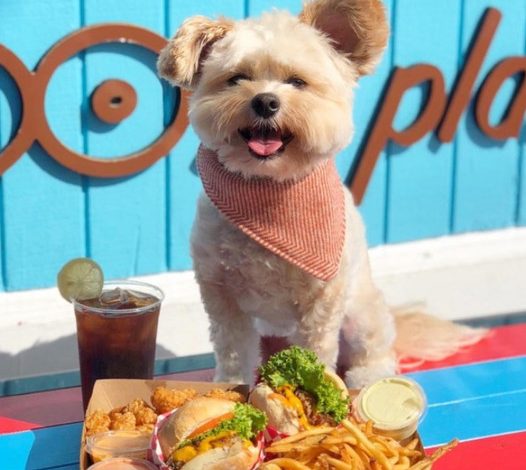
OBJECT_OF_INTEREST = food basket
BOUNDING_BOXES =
[80,379,248,470]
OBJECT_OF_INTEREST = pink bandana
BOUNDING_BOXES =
[197,146,346,281]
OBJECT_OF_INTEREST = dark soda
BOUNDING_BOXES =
[74,284,163,411]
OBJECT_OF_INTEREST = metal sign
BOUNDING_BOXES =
[0,24,189,178]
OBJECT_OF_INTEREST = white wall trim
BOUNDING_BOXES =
[368,227,526,320]
[1,227,525,380]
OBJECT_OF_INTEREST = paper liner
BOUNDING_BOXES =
[262,426,289,463]
[150,409,265,469]
[149,410,173,469]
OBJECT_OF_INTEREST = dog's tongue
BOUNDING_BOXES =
[248,138,283,157]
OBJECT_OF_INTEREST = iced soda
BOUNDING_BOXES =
[74,280,164,410]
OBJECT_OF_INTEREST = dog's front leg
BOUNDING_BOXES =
[199,281,260,384]
[289,293,346,371]
[339,262,397,388]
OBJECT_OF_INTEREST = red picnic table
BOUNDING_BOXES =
[1,323,525,469]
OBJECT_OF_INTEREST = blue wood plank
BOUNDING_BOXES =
[248,0,302,17]
[165,1,245,270]
[83,0,168,279]
[0,179,4,291]
[407,356,526,406]
[453,0,526,233]
[520,141,526,225]
[0,429,34,470]
[0,0,86,290]
[0,422,81,470]
[384,0,460,243]
[519,34,526,227]
[349,0,393,246]
[0,56,23,292]
[47,466,79,470]
[418,390,526,447]
[167,0,246,22]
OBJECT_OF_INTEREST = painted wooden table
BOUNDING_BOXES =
[1,323,525,469]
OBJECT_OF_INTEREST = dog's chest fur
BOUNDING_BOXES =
[192,191,360,337]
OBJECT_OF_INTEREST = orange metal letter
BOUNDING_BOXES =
[438,7,502,142]
[350,64,446,205]
[475,57,526,140]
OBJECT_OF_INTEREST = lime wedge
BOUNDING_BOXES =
[57,258,104,302]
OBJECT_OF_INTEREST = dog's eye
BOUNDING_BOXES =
[228,74,250,86]
[285,77,307,88]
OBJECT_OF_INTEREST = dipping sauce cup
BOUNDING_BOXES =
[86,430,151,462]
[353,376,427,442]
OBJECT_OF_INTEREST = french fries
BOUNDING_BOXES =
[261,418,458,470]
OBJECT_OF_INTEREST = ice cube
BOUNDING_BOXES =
[99,287,129,306]
[126,289,155,308]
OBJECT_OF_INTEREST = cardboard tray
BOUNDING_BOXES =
[80,378,249,470]
[80,380,426,469]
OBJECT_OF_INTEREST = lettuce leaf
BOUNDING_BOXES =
[259,346,349,422]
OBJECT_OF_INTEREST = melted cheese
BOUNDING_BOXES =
[172,445,197,463]
[173,431,240,463]
[277,386,312,430]
[197,431,233,453]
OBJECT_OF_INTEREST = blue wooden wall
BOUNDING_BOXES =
[0,0,524,291]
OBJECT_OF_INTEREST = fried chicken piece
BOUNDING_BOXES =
[122,399,158,426]
[122,399,145,415]
[137,423,155,434]
[151,386,198,414]
[109,411,136,431]
[85,410,111,436]
[202,388,245,403]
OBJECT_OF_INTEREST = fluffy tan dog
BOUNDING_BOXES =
[158,0,483,387]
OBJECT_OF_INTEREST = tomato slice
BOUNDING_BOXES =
[187,412,235,439]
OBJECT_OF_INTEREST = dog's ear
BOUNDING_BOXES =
[299,0,388,76]
[158,16,233,89]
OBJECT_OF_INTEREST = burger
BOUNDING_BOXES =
[249,346,350,435]
[158,397,267,469]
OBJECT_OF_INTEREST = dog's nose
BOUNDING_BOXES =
[251,93,280,118]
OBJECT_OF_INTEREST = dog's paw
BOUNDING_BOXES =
[344,359,396,389]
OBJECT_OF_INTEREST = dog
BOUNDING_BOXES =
[158,0,484,388]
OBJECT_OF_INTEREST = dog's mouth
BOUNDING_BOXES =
[238,126,293,160]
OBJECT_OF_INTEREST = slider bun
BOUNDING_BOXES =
[158,397,236,457]
[248,368,349,435]
[181,441,260,470]
[323,369,350,399]
[248,383,301,435]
